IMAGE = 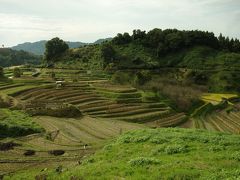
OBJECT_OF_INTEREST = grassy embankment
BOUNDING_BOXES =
[6,128,240,179]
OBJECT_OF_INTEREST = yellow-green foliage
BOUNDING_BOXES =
[201,93,238,105]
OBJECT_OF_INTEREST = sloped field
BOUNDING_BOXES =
[0,115,145,176]
[192,102,240,134]
[12,79,184,126]
[8,128,240,179]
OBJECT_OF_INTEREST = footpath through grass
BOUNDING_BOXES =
[7,128,240,179]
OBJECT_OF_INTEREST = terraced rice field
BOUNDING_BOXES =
[39,69,109,82]
[12,80,185,126]
[204,110,240,133]
[2,68,240,177]
[0,116,144,175]
[1,68,186,127]
[192,104,240,134]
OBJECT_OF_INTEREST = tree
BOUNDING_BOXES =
[101,44,116,67]
[132,29,146,40]
[146,28,164,48]
[113,33,131,45]
[44,37,69,63]
[233,39,240,52]
[13,67,21,78]
[165,32,184,51]
[0,66,4,77]
[134,70,152,86]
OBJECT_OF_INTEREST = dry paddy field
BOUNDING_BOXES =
[0,115,145,175]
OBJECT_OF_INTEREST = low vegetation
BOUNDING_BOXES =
[8,128,240,179]
[0,109,44,138]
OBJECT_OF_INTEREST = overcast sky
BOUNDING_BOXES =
[0,0,240,47]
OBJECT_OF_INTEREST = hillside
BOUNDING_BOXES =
[55,29,240,69]
[0,48,41,67]
[6,128,240,179]
[11,38,112,55]
[54,29,240,94]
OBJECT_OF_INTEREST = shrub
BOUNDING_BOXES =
[84,157,95,164]
[0,96,11,108]
[111,71,131,84]
[104,63,117,72]
[134,70,152,86]
[129,157,161,166]
[117,134,151,143]
[131,135,151,143]
[48,150,65,156]
[150,137,169,144]
[230,152,240,161]
[0,141,20,151]
[151,145,166,155]
[24,150,36,156]
[27,104,82,118]
[13,67,21,78]
[165,144,189,155]
[208,145,226,152]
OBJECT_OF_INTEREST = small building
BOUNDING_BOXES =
[56,80,65,89]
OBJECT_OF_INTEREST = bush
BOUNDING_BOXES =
[111,71,131,84]
[150,137,169,144]
[13,67,21,78]
[24,150,36,156]
[0,141,20,151]
[208,145,226,152]
[230,152,240,161]
[26,104,82,118]
[134,70,152,86]
[48,150,65,156]
[129,157,161,166]
[165,144,189,154]
[0,96,11,108]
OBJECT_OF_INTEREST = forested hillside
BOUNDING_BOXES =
[55,29,240,69]
[53,29,240,93]
[0,48,40,67]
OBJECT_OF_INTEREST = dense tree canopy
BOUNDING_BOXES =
[112,29,240,56]
[45,37,69,62]
[101,44,116,67]
[0,48,40,67]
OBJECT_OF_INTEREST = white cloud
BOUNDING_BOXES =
[0,0,239,46]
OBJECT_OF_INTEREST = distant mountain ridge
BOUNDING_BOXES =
[11,38,112,55]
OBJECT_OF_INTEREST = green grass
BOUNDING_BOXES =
[7,128,240,179]
[0,109,44,138]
